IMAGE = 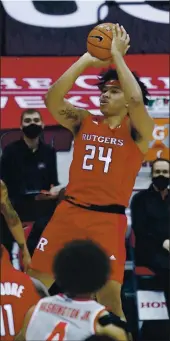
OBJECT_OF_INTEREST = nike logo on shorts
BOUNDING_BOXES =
[90,35,103,42]
[110,255,116,260]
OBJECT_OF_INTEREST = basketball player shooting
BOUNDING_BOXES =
[28,24,154,320]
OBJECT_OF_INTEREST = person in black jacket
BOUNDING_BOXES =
[1,109,60,221]
[130,158,170,314]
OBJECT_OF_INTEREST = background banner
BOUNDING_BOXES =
[1,55,169,161]
[1,55,169,128]
[137,291,169,320]
[0,1,169,56]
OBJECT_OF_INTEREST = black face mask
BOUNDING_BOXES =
[22,124,43,139]
[152,175,169,191]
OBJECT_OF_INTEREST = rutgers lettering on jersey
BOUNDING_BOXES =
[82,132,124,174]
[81,130,124,174]
[36,238,48,252]
[82,134,124,146]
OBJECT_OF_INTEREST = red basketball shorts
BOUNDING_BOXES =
[30,201,127,284]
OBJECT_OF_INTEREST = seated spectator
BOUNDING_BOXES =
[130,158,170,315]
[0,245,40,341]
[0,180,31,270]
[1,109,60,221]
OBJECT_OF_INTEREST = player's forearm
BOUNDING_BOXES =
[1,203,27,250]
[8,223,27,251]
[7,220,27,251]
[45,54,90,106]
[113,52,143,104]
[14,331,25,341]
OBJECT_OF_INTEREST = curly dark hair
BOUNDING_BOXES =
[53,239,110,296]
[97,68,149,105]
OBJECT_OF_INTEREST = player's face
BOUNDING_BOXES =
[100,85,126,116]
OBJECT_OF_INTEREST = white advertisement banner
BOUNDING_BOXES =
[137,290,169,320]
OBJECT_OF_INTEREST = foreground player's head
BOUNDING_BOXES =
[97,69,149,117]
[53,240,110,297]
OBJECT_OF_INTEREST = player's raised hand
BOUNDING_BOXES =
[83,52,112,68]
[111,24,130,57]
[163,239,170,252]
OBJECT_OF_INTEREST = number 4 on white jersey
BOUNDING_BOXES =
[46,322,68,341]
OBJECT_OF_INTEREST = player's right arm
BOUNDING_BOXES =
[96,324,128,341]
[0,180,31,271]
[96,311,129,341]
[45,53,110,134]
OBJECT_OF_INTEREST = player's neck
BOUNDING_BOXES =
[104,108,127,129]
[106,113,126,129]
[66,293,92,300]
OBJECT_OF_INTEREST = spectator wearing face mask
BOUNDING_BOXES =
[1,109,60,221]
[130,158,170,315]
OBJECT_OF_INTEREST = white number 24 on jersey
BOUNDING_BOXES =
[82,145,112,173]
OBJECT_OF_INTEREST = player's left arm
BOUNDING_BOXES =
[114,52,154,141]
[111,25,154,142]
[0,180,31,271]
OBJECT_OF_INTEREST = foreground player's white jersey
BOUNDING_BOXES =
[26,294,106,341]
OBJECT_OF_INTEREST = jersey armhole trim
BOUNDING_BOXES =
[93,308,107,333]
[25,299,43,339]
[73,112,90,137]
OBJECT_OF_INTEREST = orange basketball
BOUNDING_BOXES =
[87,23,113,60]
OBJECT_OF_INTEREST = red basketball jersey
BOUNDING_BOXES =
[1,245,40,341]
[65,115,144,207]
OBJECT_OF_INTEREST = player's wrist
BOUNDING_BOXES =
[111,50,123,59]
[79,53,93,67]
[20,242,28,252]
